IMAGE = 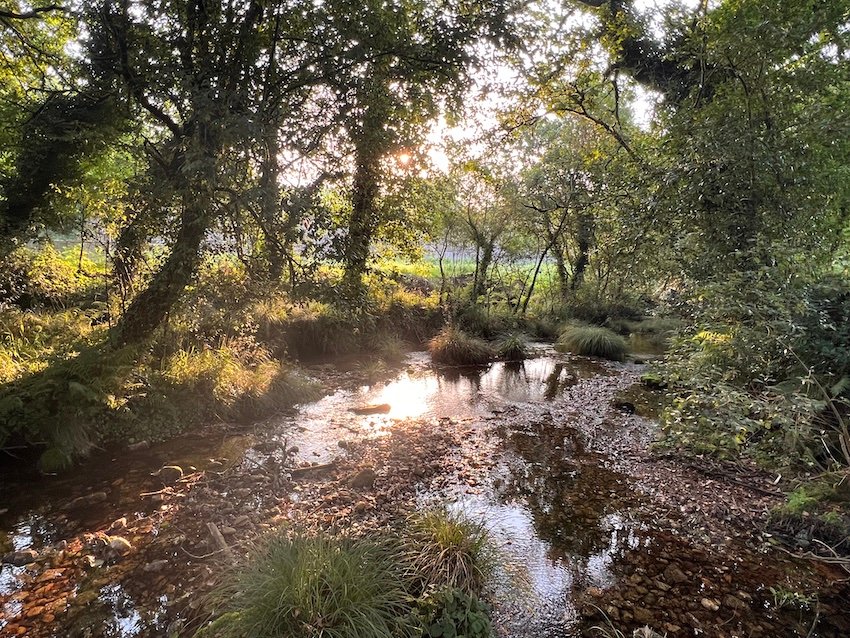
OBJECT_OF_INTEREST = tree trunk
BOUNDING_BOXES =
[471,240,494,300]
[112,195,210,345]
[571,210,594,291]
[553,241,570,298]
[520,242,551,316]
[341,154,380,298]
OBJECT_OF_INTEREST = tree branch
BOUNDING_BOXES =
[0,5,65,19]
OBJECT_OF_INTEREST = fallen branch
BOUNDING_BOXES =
[286,462,336,477]
[207,522,235,563]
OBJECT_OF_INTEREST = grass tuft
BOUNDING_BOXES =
[496,332,530,361]
[428,327,494,366]
[555,325,628,361]
[197,533,415,638]
[405,508,493,594]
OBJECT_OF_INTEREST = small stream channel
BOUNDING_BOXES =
[1,348,847,637]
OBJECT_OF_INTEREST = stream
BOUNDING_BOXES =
[1,347,848,637]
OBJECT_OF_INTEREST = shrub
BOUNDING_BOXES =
[405,508,493,594]
[555,326,628,361]
[496,332,529,361]
[428,327,494,366]
[196,533,416,638]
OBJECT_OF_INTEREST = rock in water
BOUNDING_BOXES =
[662,563,689,585]
[350,404,391,415]
[349,467,377,489]
[2,549,39,566]
[62,491,108,511]
[108,536,133,556]
[154,465,184,485]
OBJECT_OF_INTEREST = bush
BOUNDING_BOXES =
[555,326,628,361]
[405,508,492,594]
[196,533,416,638]
[496,332,529,361]
[428,327,494,366]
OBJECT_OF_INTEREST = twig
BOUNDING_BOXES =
[206,522,235,563]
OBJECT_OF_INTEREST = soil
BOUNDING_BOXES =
[1,349,848,638]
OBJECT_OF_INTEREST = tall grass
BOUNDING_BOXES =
[555,325,628,361]
[405,508,493,594]
[428,327,494,366]
[196,534,416,638]
[496,332,530,361]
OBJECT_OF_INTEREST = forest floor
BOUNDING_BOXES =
[1,349,848,638]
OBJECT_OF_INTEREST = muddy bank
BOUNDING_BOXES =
[1,350,848,637]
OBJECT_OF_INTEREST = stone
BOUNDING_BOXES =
[350,403,391,415]
[633,606,653,624]
[700,598,721,611]
[663,563,689,585]
[232,515,250,528]
[354,501,369,514]
[127,440,150,452]
[723,594,749,611]
[144,559,170,573]
[154,465,184,485]
[108,536,133,556]
[62,491,108,511]
[3,549,39,566]
[349,467,377,489]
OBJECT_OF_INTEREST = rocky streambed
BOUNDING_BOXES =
[1,349,848,637]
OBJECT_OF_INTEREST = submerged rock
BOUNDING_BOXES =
[62,491,108,511]
[350,403,391,415]
[349,467,377,489]
[154,465,184,485]
[662,563,689,585]
[107,536,133,556]
[3,548,39,566]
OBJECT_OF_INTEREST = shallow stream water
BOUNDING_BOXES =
[1,348,847,637]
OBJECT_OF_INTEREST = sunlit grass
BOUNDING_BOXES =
[428,326,494,366]
[196,533,416,638]
[555,325,627,361]
[495,332,530,361]
[405,508,494,594]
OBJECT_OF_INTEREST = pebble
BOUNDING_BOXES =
[155,465,184,485]
[701,597,721,611]
[62,492,108,511]
[3,549,40,566]
[108,536,133,556]
[144,559,170,573]
[349,467,377,489]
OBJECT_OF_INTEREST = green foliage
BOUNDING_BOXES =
[405,508,493,594]
[416,587,492,638]
[428,327,495,366]
[198,533,416,638]
[555,326,627,361]
[658,270,850,469]
[495,332,529,361]
[0,245,106,310]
